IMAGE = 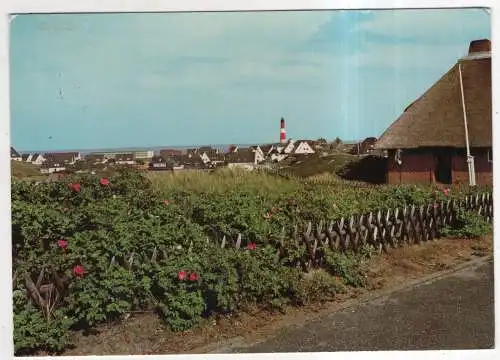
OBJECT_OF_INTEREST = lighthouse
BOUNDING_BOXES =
[280,117,286,144]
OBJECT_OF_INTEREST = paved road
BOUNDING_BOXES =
[228,260,495,353]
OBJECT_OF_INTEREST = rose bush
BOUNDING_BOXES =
[11,169,491,355]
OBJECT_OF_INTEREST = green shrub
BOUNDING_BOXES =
[235,245,302,311]
[323,249,368,288]
[199,247,241,314]
[13,288,74,355]
[441,209,492,239]
[300,269,346,303]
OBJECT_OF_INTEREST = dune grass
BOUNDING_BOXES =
[146,167,300,195]
[10,161,46,181]
[283,152,359,178]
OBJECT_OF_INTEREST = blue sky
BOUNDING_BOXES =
[9,9,490,152]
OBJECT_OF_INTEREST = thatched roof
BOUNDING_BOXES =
[376,39,491,150]
[41,161,65,169]
[44,152,79,163]
[159,149,183,157]
[172,154,203,165]
[151,155,166,163]
[226,149,255,163]
[208,153,226,162]
[85,153,105,162]
[260,145,273,153]
[11,147,20,157]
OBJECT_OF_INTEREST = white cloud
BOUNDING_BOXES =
[136,50,354,94]
[128,11,333,59]
[12,10,491,104]
[33,11,337,93]
[291,8,488,76]
[148,9,489,89]
[121,11,347,91]
[357,8,489,43]
[354,42,467,70]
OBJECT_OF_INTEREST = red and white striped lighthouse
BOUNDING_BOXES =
[280,117,286,144]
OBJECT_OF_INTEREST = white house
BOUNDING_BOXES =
[91,151,120,159]
[30,153,46,165]
[275,139,295,154]
[115,153,136,165]
[93,151,143,160]
[149,156,171,171]
[260,139,315,162]
[269,149,288,162]
[84,154,107,164]
[40,162,66,174]
[150,162,169,170]
[225,149,259,170]
[199,152,211,164]
[205,153,226,166]
[250,146,266,163]
[43,152,81,165]
[134,150,154,159]
[11,147,22,161]
[259,145,275,156]
[170,154,204,170]
[291,140,315,155]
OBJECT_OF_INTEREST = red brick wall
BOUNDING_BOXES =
[386,148,492,186]
[386,150,435,184]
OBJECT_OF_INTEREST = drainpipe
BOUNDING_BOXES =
[458,62,476,186]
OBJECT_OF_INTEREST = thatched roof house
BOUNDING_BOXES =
[225,149,256,164]
[376,40,491,150]
[44,151,81,164]
[350,137,378,155]
[376,39,492,185]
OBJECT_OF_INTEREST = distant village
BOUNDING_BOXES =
[10,119,378,175]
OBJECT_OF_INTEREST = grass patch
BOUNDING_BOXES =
[11,160,44,179]
[147,167,300,194]
[281,152,358,178]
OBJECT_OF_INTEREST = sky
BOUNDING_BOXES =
[9,8,490,152]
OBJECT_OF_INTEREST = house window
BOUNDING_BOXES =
[488,148,493,163]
